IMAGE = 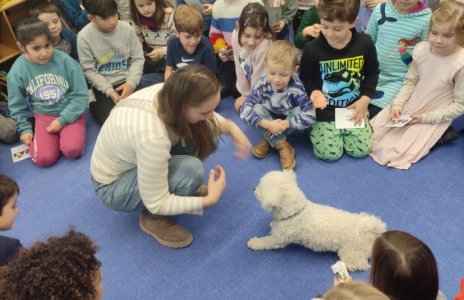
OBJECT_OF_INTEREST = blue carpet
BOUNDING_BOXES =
[1,97,463,299]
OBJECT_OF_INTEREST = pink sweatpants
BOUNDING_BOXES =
[29,113,86,167]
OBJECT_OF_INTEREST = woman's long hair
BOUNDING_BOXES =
[157,64,222,160]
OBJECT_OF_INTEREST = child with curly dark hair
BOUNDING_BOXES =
[0,229,103,300]
[0,174,21,266]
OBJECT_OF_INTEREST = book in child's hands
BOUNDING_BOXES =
[384,115,412,128]
[335,108,365,129]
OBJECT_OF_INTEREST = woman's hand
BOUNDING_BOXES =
[225,119,252,158]
[347,96,370,126]
[310,90,327,109]
[202,165,226,208]
[20,133,33,146]
[46,119,63,133]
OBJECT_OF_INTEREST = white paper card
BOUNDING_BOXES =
[384,115,412,128]
[335,108,365,129]
[11,144,30,163]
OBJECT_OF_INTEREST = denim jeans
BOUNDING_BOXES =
[92,142,204,212]
[253,104,301,147]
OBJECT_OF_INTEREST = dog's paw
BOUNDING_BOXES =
[247,237,265,250]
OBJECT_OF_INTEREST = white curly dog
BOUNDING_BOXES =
[248,170,386,271]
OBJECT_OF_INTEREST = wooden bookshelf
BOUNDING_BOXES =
[0,0,40,65]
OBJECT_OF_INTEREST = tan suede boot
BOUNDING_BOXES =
[274,140,296,169]
[139,208,193,248]
[252,139,271,158]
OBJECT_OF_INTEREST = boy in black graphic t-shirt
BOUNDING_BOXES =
[299,0,379,161]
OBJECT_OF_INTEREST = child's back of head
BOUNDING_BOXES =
[324,280,389,300]
[265,40,297,70]
[317,0,360,23]
[0,229,102,300]
[370,230,440,300]
[82,0,118,17]
[173,5,203,35]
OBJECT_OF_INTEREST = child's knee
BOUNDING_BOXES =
[33,152,59,167]
[345,144,371,158]
[313,146,343,161]
[344,135,372,158]
[61,144,85,159]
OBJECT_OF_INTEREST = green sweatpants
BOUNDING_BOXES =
[310,121,372,161]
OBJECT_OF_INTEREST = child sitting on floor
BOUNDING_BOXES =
[299,0,380,162]
[8,18,88,167]
[29,1,79,61]
[240,40,315,169]
[163,5,217,81]
[370,0,464,169]
[78,0,144,125]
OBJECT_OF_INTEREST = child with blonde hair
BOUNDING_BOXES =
[370,0,464,169]
[240,40,315,169]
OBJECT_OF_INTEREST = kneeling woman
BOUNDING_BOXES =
[90,64,251,248]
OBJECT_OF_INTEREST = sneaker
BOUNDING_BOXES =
[139,209,193,248]
[274,140,296,169]
[252,139,271,158]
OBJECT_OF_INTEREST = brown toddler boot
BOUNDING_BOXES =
[274,140,296,169]
[252,139,271,158]
[139,208,193,248]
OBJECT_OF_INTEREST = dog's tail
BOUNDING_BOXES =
[359,213,387,236]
